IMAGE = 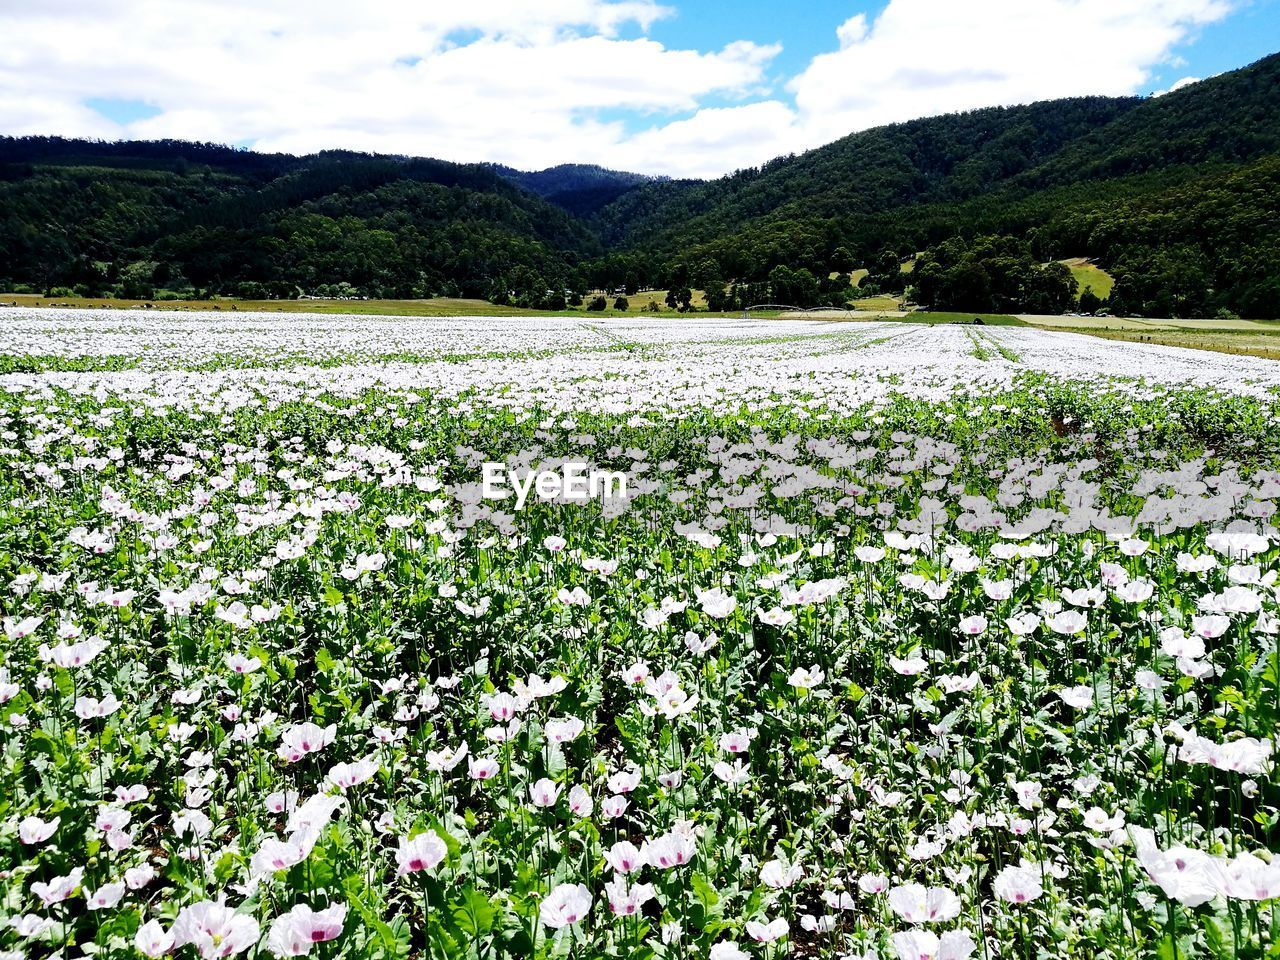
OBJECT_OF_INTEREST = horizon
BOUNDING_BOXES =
[2,0,1277,179]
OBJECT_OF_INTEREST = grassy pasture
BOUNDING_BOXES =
[1018,314,1174,331]
[1017,312,1280,360]
[606,288,710,311]
[850,295,901,311]
[1019,315,1280,333]
[1059,257,1115,299]
[1073,329,1280,360]
[1147,317,1280,331]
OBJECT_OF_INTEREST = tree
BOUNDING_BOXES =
[119,260,159,300]
[690,258,720,290]
[1027,261,1077,314]
[1078,288,1103,314]
[704,281,730,312]
[487,277,511,305]
[1238,278,1280,320]
[912,235,1084,313]
[586,295,607,311]
[872,248,901,277]
[665,287,692,311]
[613,296,629,311]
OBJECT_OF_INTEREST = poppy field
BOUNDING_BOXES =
[2,309,1280,960]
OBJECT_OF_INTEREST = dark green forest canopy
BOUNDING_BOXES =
[1,51,1277,315]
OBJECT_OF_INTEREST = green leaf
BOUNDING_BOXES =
[690,872,721,913]
[452,887,497,939]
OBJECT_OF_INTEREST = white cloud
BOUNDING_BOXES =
[1153,75,1203,95]
[133,34,780,171]
[636,0,1234,173]
[615,100,800,179]
[0,0,1240,179]
[836,14,870,48]
[0,93,118,141]
[0,0,780,174]
[785,0,1233,148]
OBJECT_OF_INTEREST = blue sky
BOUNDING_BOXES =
[86,98,163,126]
[1157,0,1280,82]
[649,0,1278,100]
[2,0,1275,177]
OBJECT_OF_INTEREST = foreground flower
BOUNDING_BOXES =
[745,917,788,943]
[1132,827,1226,906]
[540,883,592,928]
[645,829,696,869]
[529,778,561,808]
[171,900,261,959]
[760,858,803,889]
[18,815,58,845]
[277,722,337,763]
[888,883,962,923]
[267,903,348,957]
[86,881,126,910]
[787,664,824,688]
[890,929,977,960]
[396,832,448,875]
[993,865,1045,904]
[325,756,379,791]
[74,693,121,719]
[4,615,43,641]
[135,919,175,957]
[1058,685,1094,709]
[604,878,655,916]
[1222,852,1280,901]
[604,840,644,875]
[568,784,594,817]
[31,867,82,906]
[468,756,500,780]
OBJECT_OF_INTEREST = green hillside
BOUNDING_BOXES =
[1060,259,1114,301]
[0,144,599,303]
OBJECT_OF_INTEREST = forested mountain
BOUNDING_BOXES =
[593,52,1280,259]
[0,141,599,299]
[1,51,1277,315]
[592,51,1280,317]
[486,163,662,217]
[590,96,1140,251]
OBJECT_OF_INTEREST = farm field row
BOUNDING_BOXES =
[3,309,1280,391]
